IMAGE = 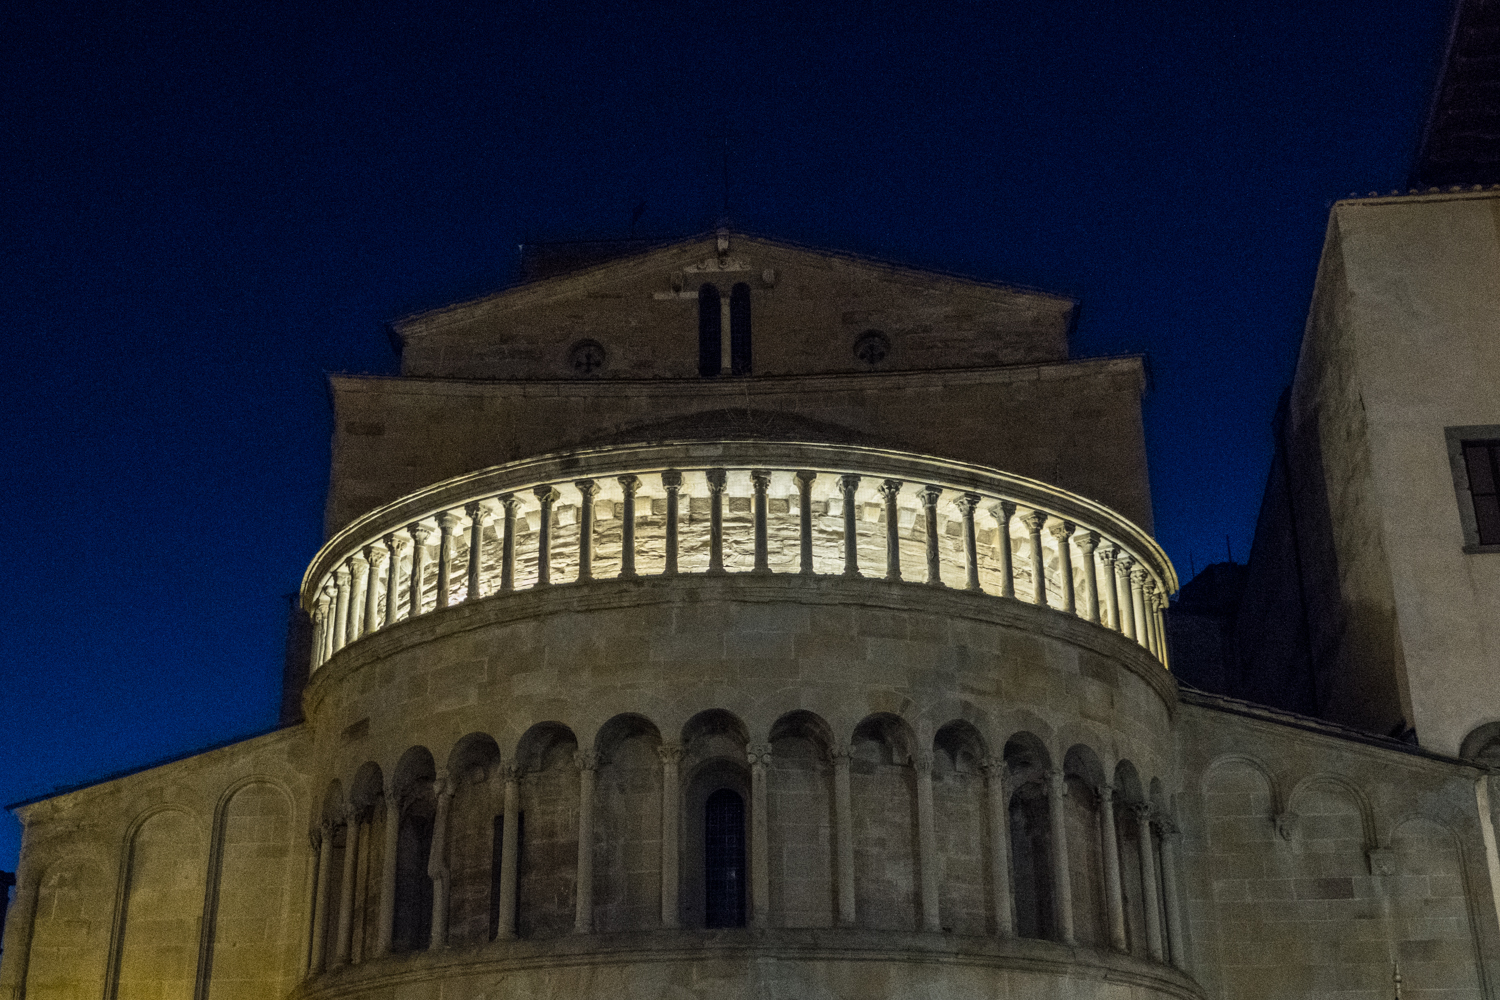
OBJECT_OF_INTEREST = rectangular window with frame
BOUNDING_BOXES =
[1462,440,1500,545]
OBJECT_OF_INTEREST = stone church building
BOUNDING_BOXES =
[5,18,1500,994]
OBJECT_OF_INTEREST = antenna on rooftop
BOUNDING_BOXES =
[708,129,739,226]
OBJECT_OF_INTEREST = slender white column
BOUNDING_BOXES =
[435,511,460,608]
[983,758,1015,938]
[839,474,861,577]
[751,470,771,573]
[428,774,453,948]
[1130,567,1150,650]
[1156,592,1172,668]
[915,750,941,932]
[1159,817,1187,969]
[990,500,1017,599]
[957,492,982,591]
[618,475,640,578]
[1023,512,1048,607]
[333,810,361,966]
[496,764,521,940]
[347,554,369,643]
[706,469,727,574]
[309,822,334,972]
[498,494,518,592]
[879,479,903,581]
[1049,520,1076,614]
[332,567,351,653]
[1142,580,1160,657]
[748,744,772,927]
[377,786,399,955]
[1135,804,1164,961]
[1116,556,1137,640]
[574,750,598,933]
[383,534,402,625]
[314,591,332,666]
[658,742,682,928]
[918,485,943,586]
[832,745,856,926]
[1099,784,1128,952]
[575,479,598,581]
[661,471,682,575]
[363,545,385,635]
[407,523,432,617]
[1078,531,1101,625]
[464,501,489,600]
[533,487,558,585]
[795,471,817,575]
[1098,545,1120,630]
[1046,770,1076,945]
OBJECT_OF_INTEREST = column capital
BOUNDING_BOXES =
[437,510,462,531]
[656,741,683,765]
[383,531,406,553]
[989,498,1018,522]
[1098,781,1116,804]
[464,500,493,523]
[1130,565,1149,585]
[746,744,773,768]
[1097,542,1118,565]
[501,761,523,784]
[363,542,387,566]
[433,773,454,801]
[334,565,351,583]
[1048,518,1076,540]
[617,474,641,494]
[830,745,852,766]
[347,552,368,570]
[878,478,902,501]
[660,469,683,491]
[533,485,560,504]
[837,473,861,495]
[497,491,519,511]
[343,801,366,825]
[573,478,599,500]
[1022,510,1049,532]
[914,750,935,775]
[1048,769,1069,796]
[574,749,599,772]
[1115,554,1135,575]
[1077,530,1100,554]
[953,491,981,515]
[408,522,433,545]
[916,484,942,507]
[793,469,817,489]
[1144,578,1159,598]
[1131,801,1154,822]
[705,468,727,493]
[750,469,771,490]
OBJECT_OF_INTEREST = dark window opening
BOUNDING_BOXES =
[489,812,524,940]
[698,284,722,377]
[703,788,746,928]
[730,282,752,376]
[1463,440,1500,544]
[393,810,434,952]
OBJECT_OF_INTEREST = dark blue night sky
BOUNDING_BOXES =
[0,0,1452,865]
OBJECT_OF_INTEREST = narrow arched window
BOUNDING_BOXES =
[698,283,722,377]
[730,282,751,375]
[704,788,746,927]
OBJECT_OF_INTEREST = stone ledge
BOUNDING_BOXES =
[295,927,1205,1000]
[303,574,1177,718]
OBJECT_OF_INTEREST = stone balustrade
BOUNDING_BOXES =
[302,441,1178,671]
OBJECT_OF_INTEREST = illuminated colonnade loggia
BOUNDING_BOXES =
[302,440,1178,673]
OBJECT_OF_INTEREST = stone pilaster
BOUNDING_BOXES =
[914,750,941,931]
[1098,783,1127,952]
[747,744,772,927]
[832,745,856,926]
[574,750,598,933]
[982,758,1015,938]
[428,773,454,948]
[496,764,521,940]
[1135,803,1164,961]
[1047,770,1076,945]
[658,742,682,928]
[309,821,334,972]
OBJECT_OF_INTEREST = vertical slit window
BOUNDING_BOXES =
[1464,440,1500,544]
[704,788,746,928]
[698,283,722,377]
[730,282,752,376]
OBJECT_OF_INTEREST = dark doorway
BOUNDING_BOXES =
[704,788,746,928]
[729,282,751,375]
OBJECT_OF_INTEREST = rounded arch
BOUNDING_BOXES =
[319,780,346,826]
[1202,753,1282,815]
[683,709,750,749]
[1113,759,1145,804]
[392,746,437,796]
[514,722,578,774]
[447,732,501,781]
[1286,773,1376,850]
[1063,744,1106,790]
[1002,731,1053,779]
[769,710,836,753]
[349,762,385,813]
[852,712,917,765]
[1460,720,1500,763]
[595,713,662,757]
[933,719,989,773]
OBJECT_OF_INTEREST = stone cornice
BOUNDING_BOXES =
[301,574,1178,721]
